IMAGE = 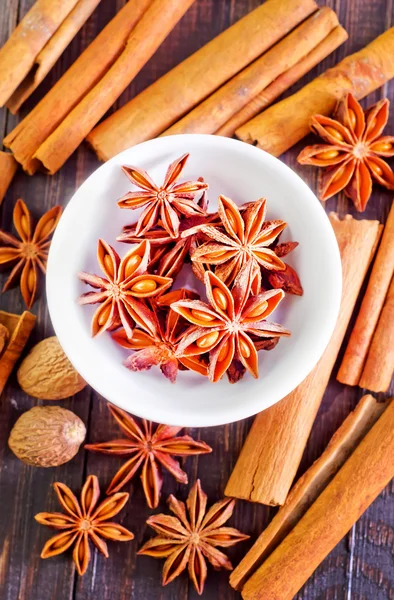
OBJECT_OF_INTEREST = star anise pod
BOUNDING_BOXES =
[78,239,172,337]
[171,261,290,382]
[268,241,303,296]
[117,154,208,239]
[35,475,134,576]
[191,196,286,286]
[0,199,62,308]
[85,405,212,509]
[118,189,216,280]
[138,479,249,595]
[297,93,394,211]
[112,289,209,382]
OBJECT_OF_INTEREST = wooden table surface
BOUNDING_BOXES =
[0,1,393,599]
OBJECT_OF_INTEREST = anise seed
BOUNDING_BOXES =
[316,149,339,160]
[39,218,56,239]
[373,141,392,152]
[20,214,29,236]
[131,279,157,293]
[124,255,142,278]
[191,309,215,323]
[348,108,357,130]
[196,331,219,349]
[369,161,383,176]
[331,166,345,182]
[103,254,114,275]
[98,304,112,326]
[239,337,251,358]
[212,287,228,311]
[27,269,35,292]
[325,125,344,142]
[217,340,230,363]
[247,300,268,319]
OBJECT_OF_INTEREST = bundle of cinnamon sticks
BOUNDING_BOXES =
[87,0,347,160]
[3,0,195,174]
[233,395,394,600]
[0,0,102,112]
[338,202,394,393]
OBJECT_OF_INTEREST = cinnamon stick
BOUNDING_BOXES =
[0,311,36,395]
[241,398,394,600]
[4,0,153,174]
[87,0,319,161]
[359,276,394,392]
[236,27,394,156]
[6,0,102,113]
[216,26,347,138]
[225,214,382,507]
[0,152,18,207]
[338,202,394,386]
[230,394,389,590]
[0,0,80,107]
[32,0,196,174]
[163,8,345,136]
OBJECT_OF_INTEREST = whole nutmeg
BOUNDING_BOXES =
[17,336,86,400]
[8,406,86,467]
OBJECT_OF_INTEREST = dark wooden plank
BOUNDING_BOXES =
[0,0,392,599]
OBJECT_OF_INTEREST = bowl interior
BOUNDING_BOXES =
[47,135,341,427]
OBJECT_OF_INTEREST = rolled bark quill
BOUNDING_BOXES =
[0,311,36,395]
[225,214,382,507]
[0,152,18,206]
[236,27,394,156]
[241,398,394,600]
[0,0,81,107]
[87,0,319,161]
[32,0,196,175]
[164,8,346,136]
[359,276,394,392]
[4,0,153,174]
[6,0,103,113]
[216,26,347,138]
[230,394,389,590]
[338,202,394,386]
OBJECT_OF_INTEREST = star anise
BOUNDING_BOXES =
[268,241,303,296]
[171,261,290,382]
[35,475,134,576]
[78,239,172,337]
[191,196,287,286]
[0,198,62,308]
[297,93,394,211]
[117,188,216,279]
[117,154,208,239]
[138,479,249,595]
[85,405,212,509]
[112,289,209,382]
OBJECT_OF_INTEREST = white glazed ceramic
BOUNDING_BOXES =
[47,134,341,427]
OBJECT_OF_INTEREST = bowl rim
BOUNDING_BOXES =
[47,134,342,427]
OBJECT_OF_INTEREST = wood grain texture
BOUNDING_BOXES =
[0,1,393,600]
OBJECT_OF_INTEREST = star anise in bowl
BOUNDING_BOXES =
[297,93,394,211]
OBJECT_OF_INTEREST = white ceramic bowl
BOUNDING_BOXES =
[47,135,341,427]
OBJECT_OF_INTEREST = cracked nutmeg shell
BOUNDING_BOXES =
[8,406,86,467]
[17,337,86,400]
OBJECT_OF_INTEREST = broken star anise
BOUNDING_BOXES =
[85,404,212,509]
[35,475,134,576]
[0,198,62,308]
[112,289,209,382]
[117,153,208,239]
[297,93,394,211]
[78,239,172,337]
[191,195,286,286]
[138,479,249,595]
[171,260,290,382]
